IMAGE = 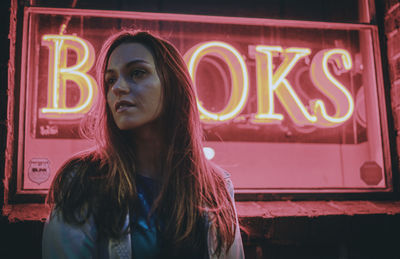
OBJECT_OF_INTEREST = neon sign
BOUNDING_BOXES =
[186,42,354,128]
[39,34,98,120]
[184,41,249,122]
[251,46,315,125]
[40,34,354,127]
[309,49,354,127]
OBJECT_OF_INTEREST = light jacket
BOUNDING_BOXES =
[42,172,245,259]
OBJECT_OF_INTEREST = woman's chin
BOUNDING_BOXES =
[116,122,138,131]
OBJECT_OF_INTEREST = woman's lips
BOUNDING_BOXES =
[116,104,136,113]
[115,100,136,113]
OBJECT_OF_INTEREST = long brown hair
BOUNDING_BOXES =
[47,30,236,257]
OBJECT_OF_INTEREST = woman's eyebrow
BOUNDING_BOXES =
[105,59,152,75]
[125,59,151,68]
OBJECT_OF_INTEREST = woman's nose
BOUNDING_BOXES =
[111,78,130,95]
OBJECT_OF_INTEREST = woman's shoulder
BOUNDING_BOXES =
[48,151,104,218]
[55,151,102,184]
[208,161,230,178]
[209,162,234,198]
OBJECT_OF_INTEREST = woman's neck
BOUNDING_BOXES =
[130,122,165,180]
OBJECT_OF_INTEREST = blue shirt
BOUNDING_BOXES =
[130,174,161,259]
[130,174,208,259]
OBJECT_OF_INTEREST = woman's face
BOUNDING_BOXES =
[105,42,163,131]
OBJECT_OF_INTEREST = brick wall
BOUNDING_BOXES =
[386,1,400,162]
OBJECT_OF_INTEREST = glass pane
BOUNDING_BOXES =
[18,8,388,193]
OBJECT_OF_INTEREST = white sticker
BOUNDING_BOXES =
[28,158,51,185]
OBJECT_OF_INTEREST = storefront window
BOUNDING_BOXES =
[13,7,389,195]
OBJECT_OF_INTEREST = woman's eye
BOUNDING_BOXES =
[106,78,117,86]
[131,69,146,79]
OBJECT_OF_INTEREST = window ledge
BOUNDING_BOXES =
[3,204,50,222]
[236,200,400,218]
[236,201,400,243]
[3,200,400,222]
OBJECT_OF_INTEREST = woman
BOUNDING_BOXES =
[42,30,244,259]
